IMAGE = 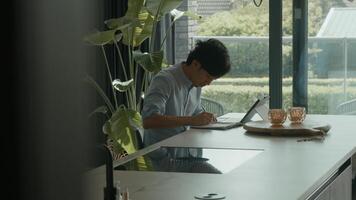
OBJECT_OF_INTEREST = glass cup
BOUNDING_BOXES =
[268,109,287,126]
[288,107,306,124]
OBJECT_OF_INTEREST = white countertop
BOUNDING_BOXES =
[84,114,356,200]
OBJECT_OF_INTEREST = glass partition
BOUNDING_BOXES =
[115,147,263,174]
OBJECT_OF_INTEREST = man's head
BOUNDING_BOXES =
[185,39,231,87]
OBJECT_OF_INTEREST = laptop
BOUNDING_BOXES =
[191,95,269,130]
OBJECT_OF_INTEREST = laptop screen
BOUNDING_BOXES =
[216,95,268,123]
[192,95,269,130]
[240,95,269,123]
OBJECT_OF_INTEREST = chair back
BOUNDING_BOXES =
[336,99,356,115]
[201,97,224,117]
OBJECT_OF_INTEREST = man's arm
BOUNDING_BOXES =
[142,74,216,129]
[143,112,216,129]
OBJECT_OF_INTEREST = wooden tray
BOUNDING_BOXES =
[243,120,331,136]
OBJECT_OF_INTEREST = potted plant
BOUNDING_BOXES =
[83,0,201,165]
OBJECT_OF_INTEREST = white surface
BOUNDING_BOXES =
[84,114,356,200]
[201,148,263,173]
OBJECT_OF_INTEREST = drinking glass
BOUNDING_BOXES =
[268,109,287,126]
[288,107,306,124]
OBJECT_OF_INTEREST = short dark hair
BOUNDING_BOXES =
[186,38,231,78]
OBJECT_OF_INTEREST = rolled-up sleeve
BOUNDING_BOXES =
[141,74,172,119]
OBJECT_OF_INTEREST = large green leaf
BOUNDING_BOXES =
[133,50,163,73]
[103,121,111,135]
[146,0,183,20]
[126,0,144,19]
[111,143,126,157]
[83,30,116,46]
[105,16,139,30]
[105,0,143,30]
[104,1,152,47]
[106,7,153,47]
[126,109,143,131]
[108,108,143,154]
[112,79,134,92]
[131,10,154,47]
[122,7,154,47]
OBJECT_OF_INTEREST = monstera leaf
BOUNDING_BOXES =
[84,31,124,46]
[125,0,144,19]
[105,1,154,47]
[105,16,139,30]
[106,107,143,154]
[130,8,154,47]
[83,30,117,46]
[133,50,163,73]
[105,0,144,30]
[124,7,154,47]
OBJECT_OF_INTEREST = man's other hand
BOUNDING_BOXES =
[191,112,217,126]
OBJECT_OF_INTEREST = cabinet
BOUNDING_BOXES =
[314,164,352,200]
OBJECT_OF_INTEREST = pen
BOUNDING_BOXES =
[201,106,217,122]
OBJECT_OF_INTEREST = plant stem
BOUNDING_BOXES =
[127,28,135,109]
[101,46,118,109]
[127,28,134,79]
[138,71,147,111]
[160,19,175,50]
[113,41,131,108]
[85,75,115,115]
[150,1,164,53]
[134,61,139,90]
[150,22,156,53]
[114,41,128,81]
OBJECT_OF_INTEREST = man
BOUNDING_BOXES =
[142,38,231,149]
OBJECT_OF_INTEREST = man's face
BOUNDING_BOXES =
[191,60,217,87]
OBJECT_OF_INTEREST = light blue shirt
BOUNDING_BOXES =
[142,63,203,149]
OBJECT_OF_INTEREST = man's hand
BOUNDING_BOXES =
[191,112,217,126]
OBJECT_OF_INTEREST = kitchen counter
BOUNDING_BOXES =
[84,114,356,200]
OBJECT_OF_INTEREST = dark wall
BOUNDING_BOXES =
[8,0,105,199]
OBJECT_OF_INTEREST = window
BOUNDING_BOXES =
[174,0,356,115]
[307,0,356,114]
[175,0,270,114]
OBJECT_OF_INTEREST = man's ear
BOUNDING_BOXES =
[192,60,202,70]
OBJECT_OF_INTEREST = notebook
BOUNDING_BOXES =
[191,95,269,130]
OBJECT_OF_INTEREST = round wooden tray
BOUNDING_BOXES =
[243,120,331,136]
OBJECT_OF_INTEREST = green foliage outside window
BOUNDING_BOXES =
[203,78,356,114]
[196,0,354,114]
[195,0,352,78]
[197,0,344,37]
